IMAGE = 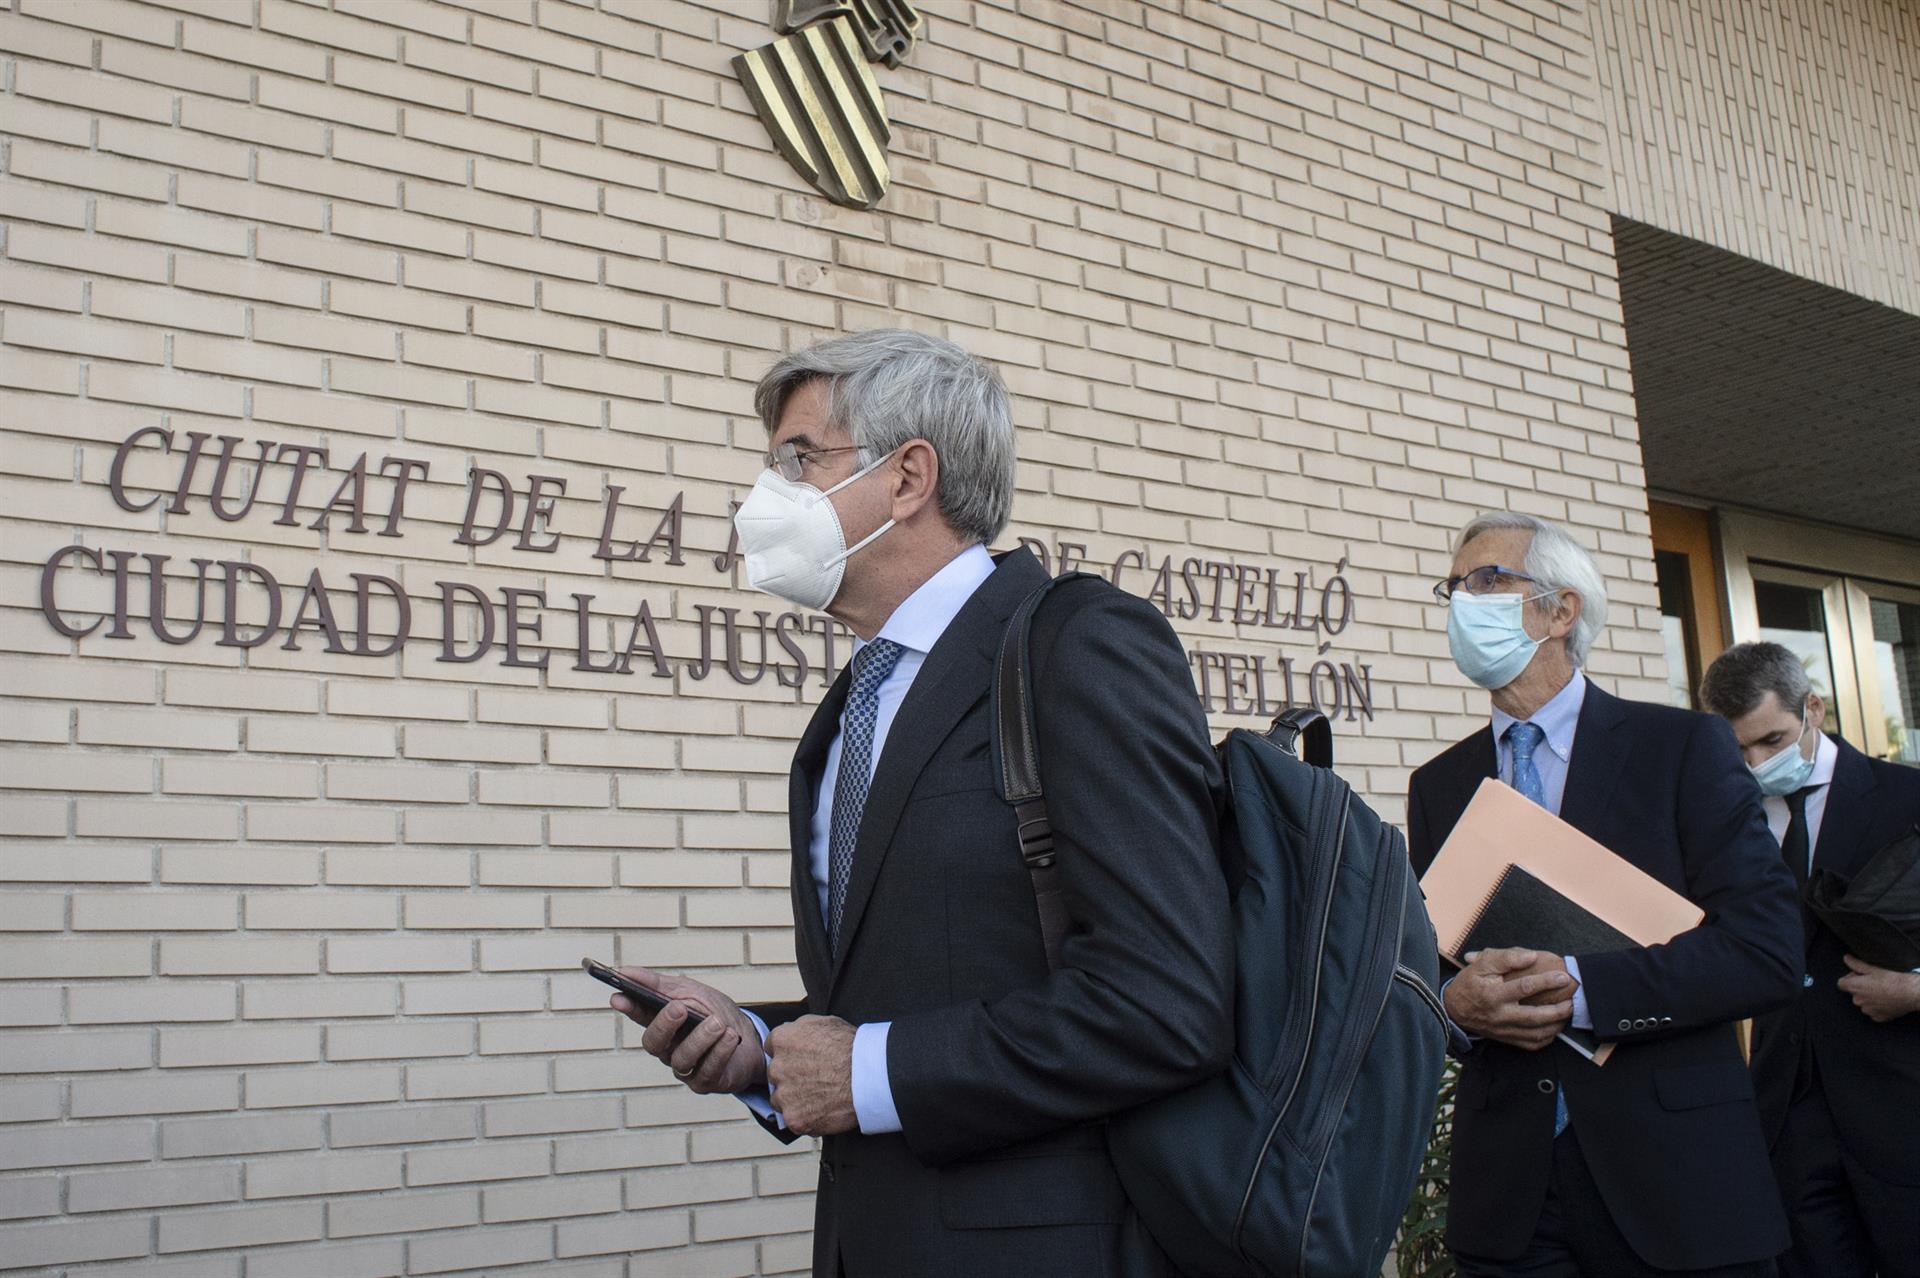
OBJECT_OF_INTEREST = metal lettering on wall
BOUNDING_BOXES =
[38,426,1377,724]
[733,0,919,210]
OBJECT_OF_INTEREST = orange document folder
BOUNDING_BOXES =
[1419,778,1705,1065]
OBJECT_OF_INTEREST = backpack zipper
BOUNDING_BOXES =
[1296,857,1408,1277]
[1393,963,1448,1029]
[1254,747,1343,1097]
[1296,854,1449,1278]
[1296,822,1406,1159]
[1231,781,1351,1253]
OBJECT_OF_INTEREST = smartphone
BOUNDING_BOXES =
[582,958,707,1035]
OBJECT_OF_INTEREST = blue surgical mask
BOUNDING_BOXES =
[1447,589,1552,690]
[1750,716,1817,797]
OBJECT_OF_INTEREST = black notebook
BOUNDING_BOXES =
[1454,864,1639,1062]
[1456,863,1639,960]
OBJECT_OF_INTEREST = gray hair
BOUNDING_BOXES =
[1700,641,1812,720]
[1454,512,1611,666]
[753,329,1016,546]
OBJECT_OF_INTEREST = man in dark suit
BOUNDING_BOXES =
[604,330,1233,1278]
[1407,512,1803,1277]
[1702,641,1920,1278]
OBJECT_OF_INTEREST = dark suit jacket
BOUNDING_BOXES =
[750,547,1234,1278]
[1406,680,1802,1269]
[1750,735,1920,1187]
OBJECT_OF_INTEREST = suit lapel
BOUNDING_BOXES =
[827,549,1047,990]
[1436,728,1498,842]
[1812,736,1879,878]
[788,670,849,996]
[1559,680,1631,838]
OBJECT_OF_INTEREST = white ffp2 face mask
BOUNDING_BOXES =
[733,450,896,611]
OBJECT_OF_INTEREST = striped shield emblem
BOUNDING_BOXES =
[733,15,894,210]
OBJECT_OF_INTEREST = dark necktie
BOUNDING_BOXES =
[1781,786,1814,888]
[826,638,905,950]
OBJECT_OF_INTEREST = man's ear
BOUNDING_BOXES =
[1549,589,1583,642]
[1805,691,1828,733]
[890,439,940,523]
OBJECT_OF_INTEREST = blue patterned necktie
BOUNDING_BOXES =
[1508,720,1547,808]
[827,638,905,950]
[1506,720,1569,1136]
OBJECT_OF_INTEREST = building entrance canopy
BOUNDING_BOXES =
[1617,218,1920,544]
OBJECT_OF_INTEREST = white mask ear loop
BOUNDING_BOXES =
[816,446,899,569]
[826,516,895,571]
[810,447,893,503]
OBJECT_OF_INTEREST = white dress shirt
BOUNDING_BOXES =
[1760,730,1838,869]
[741,544,997,1135]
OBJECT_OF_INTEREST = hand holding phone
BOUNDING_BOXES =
[582,958,706,1034]
[584,959,765,1095]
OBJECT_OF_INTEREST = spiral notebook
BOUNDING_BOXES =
[1421,778,1705,1065]
[1457,864,1639,960]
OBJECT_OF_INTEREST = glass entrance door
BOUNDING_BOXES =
[1858,585,1920,766]
[1749,567,1854,740]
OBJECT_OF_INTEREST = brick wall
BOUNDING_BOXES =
[1588,0,1920,317]
[0,0,1723,1271]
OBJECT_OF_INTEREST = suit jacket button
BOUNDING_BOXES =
[1617,1018,1632,1031]
[1537,1079,1555,1094]
[1660,1016,1672,1026]
[1632,1018,1647,1030]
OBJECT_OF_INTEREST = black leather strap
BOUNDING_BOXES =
[1261,707,1333,768]
[990,572,1099,971]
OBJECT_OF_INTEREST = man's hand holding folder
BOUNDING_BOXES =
[1422,778,1706,1064]
[1443,945,1578,1050]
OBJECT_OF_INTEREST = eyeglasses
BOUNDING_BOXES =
[1433,564,1542,602]
[764,441,864,483]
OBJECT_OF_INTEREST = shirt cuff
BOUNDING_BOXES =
[736,1009,784,1130]
[851,1021,901,1134]
[1566,955,1592,1030]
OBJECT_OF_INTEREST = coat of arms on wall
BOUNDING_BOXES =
[732,0,921,210]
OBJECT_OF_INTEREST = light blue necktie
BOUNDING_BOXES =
[1507,721,1569,1137]
[827,638,905,951]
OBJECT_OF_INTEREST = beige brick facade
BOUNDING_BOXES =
[1,0,1912,1272]
[1590,0,1920,316]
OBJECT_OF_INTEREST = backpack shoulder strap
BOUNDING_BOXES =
[1261,707,1334,768]
[990,571,1102,972]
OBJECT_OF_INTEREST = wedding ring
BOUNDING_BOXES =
[673,1065,695,1078]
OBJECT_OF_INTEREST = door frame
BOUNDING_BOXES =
[1648,500,1729,710]
[1851,578,1920,765]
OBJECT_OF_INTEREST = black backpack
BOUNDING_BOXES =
[992,575,1449,1278]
